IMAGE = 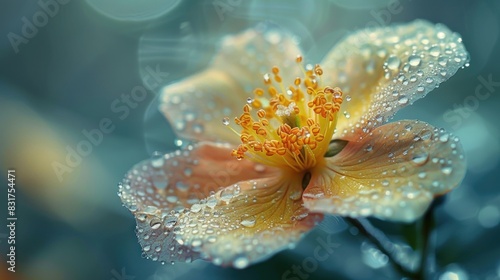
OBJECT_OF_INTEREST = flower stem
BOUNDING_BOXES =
[416,196,444,279]
[346,217,417,278]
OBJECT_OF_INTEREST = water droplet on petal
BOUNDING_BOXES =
[289,190,302,201]
[163,216,177,230]
[220,188,235,203]
[222,117,230,126]
[429,45,440,57]
[175,181,189,191]
[233,256,250,269]
[412,153,429,166]
[408,55,421,67]
[151,152,164,168]
[439,133,449,143]
[254,164,266,173]
[190,203,202,213]
[441,165,453,175]
[240,215,256,227]
[150,218,162,230]
[398,95,409,104]
[386,55,401,70]
[246,97,253,104]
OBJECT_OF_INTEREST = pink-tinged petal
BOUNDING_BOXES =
[160,26,303,144]
[174,175,322,268]
[303,120,466,222]
[119,142,280,263]
[320,20,469,140]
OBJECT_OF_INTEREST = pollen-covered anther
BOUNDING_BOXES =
[227,61,343,170]
[252,121,268,136]
[314,64,323,76]
[257,109,266,119]
[232,144,248,160]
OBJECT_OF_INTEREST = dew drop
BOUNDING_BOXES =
[175,181,189,191]
[398,95,409,104]
[233,256,250,269]
[222,117,230,126]
[289,190,302,201]
[240,215,256,227]
[263,73,270,82]
[429,45,440,57]
[386,55,401,70]
[150,218,162,230]
[343,111,351,119]
[420,130,433,141]
[220,188,234,203]
[364,144,373,152]
[254,164,266,173]
[163,216,178,230]
[166,195,178,203]
[190,203,202,213]
[439,133,449,143]
[183,168,193,177]
[408,55,421,67]
[246,97,253,104]
[411,153,429,166]
[441,165,453,175]
[151,152,164,168]
[191,239,203,247]
[438,56,448,67]
[174,138,183,147]
[192,124,204,134]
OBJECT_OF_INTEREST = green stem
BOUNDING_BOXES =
[346,218,418,278]
[416,197,443,279]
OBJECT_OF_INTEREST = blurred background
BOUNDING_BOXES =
[0,0,499,279]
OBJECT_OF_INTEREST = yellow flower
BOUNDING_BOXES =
[119,20,468,268]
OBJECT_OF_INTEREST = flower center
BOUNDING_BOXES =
[225,56,344,173]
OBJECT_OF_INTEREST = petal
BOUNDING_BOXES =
[321,20,469,139]
[119,142,280,263]
[174,175,322,268]
[303,120,466,222]
[160,26,303,143]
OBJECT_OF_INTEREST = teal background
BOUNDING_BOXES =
[1,0,499,279]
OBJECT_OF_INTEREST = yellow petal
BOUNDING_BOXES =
[321,20,469,139]
[304,120,466,222]
[119,142,281,263]
[160,26,303,144]
[174,175,321,268]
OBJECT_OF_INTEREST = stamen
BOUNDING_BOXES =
[224,58,344,172]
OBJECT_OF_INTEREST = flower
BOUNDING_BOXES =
[118,20,469,268]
